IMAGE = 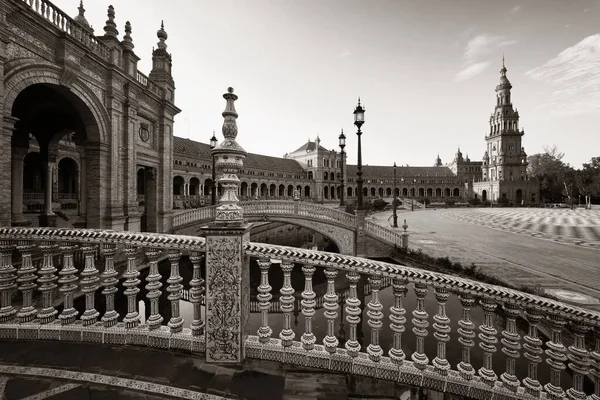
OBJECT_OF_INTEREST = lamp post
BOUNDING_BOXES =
[393,162,398,228]
[412,179,416,211]
[339,129,346,207]
[353,98,365,210]
[210,131,217,205]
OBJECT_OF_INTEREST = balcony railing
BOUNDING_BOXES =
[0,226,599,399]
[20,0,111,61]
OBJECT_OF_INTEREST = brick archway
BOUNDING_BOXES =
[3,62,110,145]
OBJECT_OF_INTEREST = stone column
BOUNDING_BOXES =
[74,146,87,228]
[201,87,250,365]
[39,155,57,227]
[355,209,367,257]
[1,116,18,227]
[11,147,29,226]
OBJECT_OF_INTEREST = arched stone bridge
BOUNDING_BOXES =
[172,201,405,255]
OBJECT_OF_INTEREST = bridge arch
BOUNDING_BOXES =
[4,62,110,145]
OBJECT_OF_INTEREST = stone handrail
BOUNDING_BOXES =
[1,227,598,399]
[364,219,403,247]
[20,0,111,61]
[136,70,163,97]
[173,201,356,229]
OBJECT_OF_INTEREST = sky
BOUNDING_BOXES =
[52,0,600,169]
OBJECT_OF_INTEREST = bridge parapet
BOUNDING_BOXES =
[0,226,598,399]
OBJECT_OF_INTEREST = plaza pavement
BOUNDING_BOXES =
[369,207,600,309]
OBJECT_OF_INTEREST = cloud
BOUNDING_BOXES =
[454,34,517,81]
[509,5,522,13]
[455,61,492,81]
[526,34,600,116]
[340,50,351,58]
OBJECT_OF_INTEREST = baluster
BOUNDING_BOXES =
[432,287,450,375]
[478,298,498,386]
[544,314,568,400]
[590,329,600,400]
[167,250,184,333]
[57,243,78,324]
[256,258,272,343]
[500,302,521,392]
[36,241,58,323]
[367,275,383,362]
[80,245,100,326]
[35,0,40,13]
[301,265,316,350]
[0,242,17,322]
[279,260,295,347]
[566,323,591,400]
[145,249,163,330]
[411,282,429,370]
[323,267,339,353]
[40,1,45,18]
[99,244,119,327]
[345,271,362,357]
[16,241,37,323]
[457,293,476,380]
[523,308,543,397]
[388,278,407,365]
[189,252,205,336]
[122,246,141,328]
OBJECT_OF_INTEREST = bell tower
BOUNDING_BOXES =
[484,57,528,182]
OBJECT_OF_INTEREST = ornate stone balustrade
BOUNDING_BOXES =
[1,227,599,398]
[136,70,163,98]
[364,219,403,247]
[20,0,111,61]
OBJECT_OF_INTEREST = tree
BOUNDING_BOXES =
[527,145,574,203]
[576,157,600,204]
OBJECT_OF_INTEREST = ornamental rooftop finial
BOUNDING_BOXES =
[122,21,134,50]
[157,20,168,50]
[74,1,93,33]
[103,5,118,38]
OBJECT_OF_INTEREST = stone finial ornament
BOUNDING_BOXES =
[157,21,168,50]
[212,87,247,223]
[73,1,94,33]
[103,5,119,38]
[122,21,134,51]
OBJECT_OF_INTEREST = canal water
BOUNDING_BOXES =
[66,223,588,393]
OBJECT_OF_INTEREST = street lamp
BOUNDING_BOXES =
[339,129,346,207]
[412,179,416,211]
[210,131,218,205]
[353,98,365,210]
[393,162,398,228]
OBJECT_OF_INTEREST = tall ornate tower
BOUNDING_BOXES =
[483,57,528,182]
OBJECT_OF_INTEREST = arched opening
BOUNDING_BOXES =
[296,185,302,197]
[251,182,258,197]
[10,82,105,227]
[435,188,442,198]
[426,188,433,197]
[378,188,384,197]
[308,171,313,180]
[173,176,185,196]
[402,188,408,197]
[189,177,200,196]
[482,190,488,203]
[204,178,214,199]
[347,187,353,197]
[418,188,425,197]
[386,188,392,197]
[329,185,335,200]
[324,171,328,180]
[287,185,294,197]
[137,168,145,198]
[260,183,268,197]
[370,188,376,197]
[394,188,400,197]
[323,186,329,199]
[240,182,248,198]
[269,184,276,197]
[304,186,311,198]
[516,189,523,205]
[363,187,368,196]
[444,188,451,197]
[453,188,460,197]
[278,184,285,197]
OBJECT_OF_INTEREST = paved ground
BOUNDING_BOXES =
[0,341,406,400]
[371,207,600,308]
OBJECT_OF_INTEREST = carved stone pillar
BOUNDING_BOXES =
[39,155,57,227]
[1,117,18,226]
[355,209,366,257]
[74,145,87,228]
[201,87,250,365]
[11,147,29,226]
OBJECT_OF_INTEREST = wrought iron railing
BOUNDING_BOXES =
[0,227,598,399]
